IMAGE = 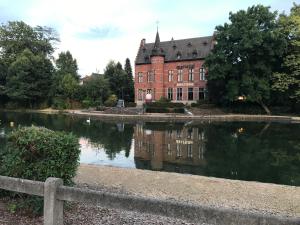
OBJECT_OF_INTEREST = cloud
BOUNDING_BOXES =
[76,26,123,40]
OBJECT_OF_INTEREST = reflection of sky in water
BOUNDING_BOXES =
[79,137,135,168]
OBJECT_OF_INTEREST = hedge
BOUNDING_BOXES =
[0,126,80,214]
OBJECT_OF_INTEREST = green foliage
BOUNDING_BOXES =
[0,21,59,62]
[144,102,185,113]
[51,51,79,102]
[125,102,137,107]
[124,58,134,102]
[60,73,79,99]
[104,94,118,107]
[51,97,67,109]
[157,96,171,103]
[56,51,79,81]
[104,60,133,101]
[5,49,53,108]
[145,102,184,108]
[81,74,110,105]
[0,126,80,214]
[272,4,300,104]
[205,5,287,114]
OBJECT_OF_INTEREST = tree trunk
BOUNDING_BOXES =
[258,100,271,115]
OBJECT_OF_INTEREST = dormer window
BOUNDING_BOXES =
[177,51,181,59]
[203,41,208,46]
[192,50,197,58]
[173,44,176,49]
[142,47,146,53]
[187,42,192,47]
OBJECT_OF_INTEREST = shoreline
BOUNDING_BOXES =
[2,108,300,123]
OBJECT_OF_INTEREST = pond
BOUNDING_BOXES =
[0,111,299,186]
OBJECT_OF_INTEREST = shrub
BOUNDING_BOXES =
[157,96,171,103]
[82,99,93,108]
[0,126,80,214]
[125,102,137,107]
[104,94,117,107]
[52,98,67,110]
[145,102,184,108]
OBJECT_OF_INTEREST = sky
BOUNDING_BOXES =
[0,0,296,76]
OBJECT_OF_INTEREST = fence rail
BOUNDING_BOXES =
[0,175,299,225]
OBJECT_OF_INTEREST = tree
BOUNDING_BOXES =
[0,21,59,106]
[60,73,79,99]
[52,51,79,98]
[272,4,300,106]
[55,51,79,81]
[5,49,54,108]
[0,21,59,63]
[104,60,128,100]
[82,74,110,104]
[205,5,287,114]
[124,58,134,102]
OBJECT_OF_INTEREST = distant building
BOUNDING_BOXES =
[134,31,214,105]
[79,73,103,85]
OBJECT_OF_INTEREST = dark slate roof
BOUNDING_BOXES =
[135,35,214,65]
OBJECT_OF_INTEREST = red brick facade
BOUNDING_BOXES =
[134,33,211,105]
[135,58,207,105]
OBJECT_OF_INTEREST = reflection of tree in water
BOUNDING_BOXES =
[0,112,134,160]
[203,122,300,186]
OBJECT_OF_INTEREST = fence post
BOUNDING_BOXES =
[44,178,63,225]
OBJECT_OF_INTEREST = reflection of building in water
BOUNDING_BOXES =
[134,124,206,174]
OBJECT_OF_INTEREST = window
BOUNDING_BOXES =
[176,130,181,138]
[177,69,183,82]
[168,70,173,82]
[188,88,193,100]
[167,130,172,138]
[188,68,194,81]
[138,72,143,83]
[167,143,171,155]
[147,71,155,82]
[167,88,173,100]
[199,88,205,100]
[138,89,143,100]
[187,144,193,158]
[176,144,182,157]
[187,128,193,139]
[147,89,152,94]
[177,88,182,100]
[200,67,206,80]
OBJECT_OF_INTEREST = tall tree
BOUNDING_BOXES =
[124,58,134,102]
[5,49,54,108]
[55,51,79,81]
[272,4,300,106]
[205,5,287,114]
[52,51,79,98]
[0,21,59,106]
[104,60,127,100]
[0,21,59,62]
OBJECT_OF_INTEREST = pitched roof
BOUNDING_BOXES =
[135,35,214,65]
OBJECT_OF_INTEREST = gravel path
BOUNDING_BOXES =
[0,201,209,225]
[75,164,300,218]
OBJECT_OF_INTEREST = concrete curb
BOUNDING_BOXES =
[67,110,300,123]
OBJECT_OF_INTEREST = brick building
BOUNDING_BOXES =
[134,31,214,105]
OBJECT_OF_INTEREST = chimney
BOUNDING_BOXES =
[140,38,146,47]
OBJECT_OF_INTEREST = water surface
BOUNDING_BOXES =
[0,111,299,186]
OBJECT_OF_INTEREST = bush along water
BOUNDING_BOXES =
[0,126,80,214]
